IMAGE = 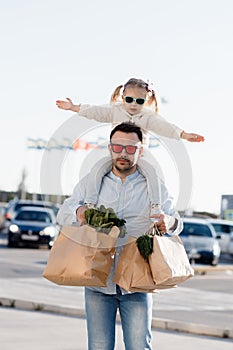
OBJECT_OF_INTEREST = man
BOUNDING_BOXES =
[58,122,183,349]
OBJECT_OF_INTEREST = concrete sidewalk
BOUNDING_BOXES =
[0,274,233,340]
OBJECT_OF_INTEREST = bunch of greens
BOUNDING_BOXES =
[136,234,153,261]
[136,223,164,260]
[84,205,127,237]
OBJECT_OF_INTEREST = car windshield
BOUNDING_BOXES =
[14,202,58,215]
[211,223,233,234]
[181,223,212,237]
[15,203,44,211]
[16,211,52,223]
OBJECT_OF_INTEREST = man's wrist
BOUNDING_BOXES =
[169,218,178,231]
[164,215,177,231]
[76,204,85,214]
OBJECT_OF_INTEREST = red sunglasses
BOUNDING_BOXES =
[110,143,139,155]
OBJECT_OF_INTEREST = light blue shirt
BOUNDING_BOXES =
[58,169,183,294]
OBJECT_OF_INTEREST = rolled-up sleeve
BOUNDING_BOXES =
[57,176,88,225]
[160,182,183,236]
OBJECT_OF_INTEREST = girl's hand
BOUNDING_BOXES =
[56,97,81,112]
[181,131,205,142]
[56,97,73,110]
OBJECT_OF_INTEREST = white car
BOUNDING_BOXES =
[227,232,233,257]
[207,219,233,254]
[180,218,221,266]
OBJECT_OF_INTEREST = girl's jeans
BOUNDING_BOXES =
[85,286,153,350]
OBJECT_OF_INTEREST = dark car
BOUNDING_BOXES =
[4,199,60,223]
[180,218,221,266]
[7,206,59,249]
[0,204,6,231]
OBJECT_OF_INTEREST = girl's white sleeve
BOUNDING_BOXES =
[78,104,114,123]
[146,113,183,140]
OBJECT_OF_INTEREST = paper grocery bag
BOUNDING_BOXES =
[114,237,157,292]
[149,235,194,287]
[43,225,118,286]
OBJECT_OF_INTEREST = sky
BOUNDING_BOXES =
[1,0,233,215]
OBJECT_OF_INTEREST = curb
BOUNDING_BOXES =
[193,264,233,274]
[1,297,232,339]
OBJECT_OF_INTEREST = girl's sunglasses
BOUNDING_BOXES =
[123,96,146,105]
[110,143,139,155]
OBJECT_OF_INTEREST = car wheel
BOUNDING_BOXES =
[211,259,219,266]
[8,240,16,248]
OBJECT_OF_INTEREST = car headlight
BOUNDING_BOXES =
[9,224,19,233]
[213,242,221,256]
[41,226,56,237]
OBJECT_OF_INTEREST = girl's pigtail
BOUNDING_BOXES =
[110,85,123,103]
[147,89,158,113]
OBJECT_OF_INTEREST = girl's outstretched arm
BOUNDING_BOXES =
[56,97,81,113]
[180,131,205,142]
[145,112,205,142]
[56,98,114,123]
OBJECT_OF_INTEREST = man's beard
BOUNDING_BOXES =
[113,157,134,173]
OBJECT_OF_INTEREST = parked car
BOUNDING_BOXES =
[4,199,60,223]
[180,218,221,266]
[227,232,233,257]
[207,218,233,254]
[7,206,59,249]
[0,204,6,231]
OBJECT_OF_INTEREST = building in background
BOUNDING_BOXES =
[0,190,65,205]
[221,195,233,220]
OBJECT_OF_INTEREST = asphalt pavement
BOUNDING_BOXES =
[0,269,233,344]
[1,231,233,348]
[1,307,233,350]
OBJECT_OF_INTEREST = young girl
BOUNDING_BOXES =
[56,78,204,143]
[56,78,204,212]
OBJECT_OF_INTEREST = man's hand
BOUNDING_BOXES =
[56,97,81,112]
[76,206,87,225]
[150,213,167,235]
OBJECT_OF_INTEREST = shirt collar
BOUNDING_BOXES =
[109,169,140,182]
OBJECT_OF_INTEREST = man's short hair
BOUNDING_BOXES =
[110,122,143,142]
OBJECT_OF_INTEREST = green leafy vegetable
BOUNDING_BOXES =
[84,205,126,237]
[136,234,154,261]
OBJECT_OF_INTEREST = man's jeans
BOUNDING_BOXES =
[85,286,153,350]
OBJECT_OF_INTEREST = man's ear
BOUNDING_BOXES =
[108,144,111,155]
[138,146,143,158]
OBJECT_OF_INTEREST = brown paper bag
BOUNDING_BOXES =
[114,237,157,292]
[43,225,118,286]
[149,235,194,287]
